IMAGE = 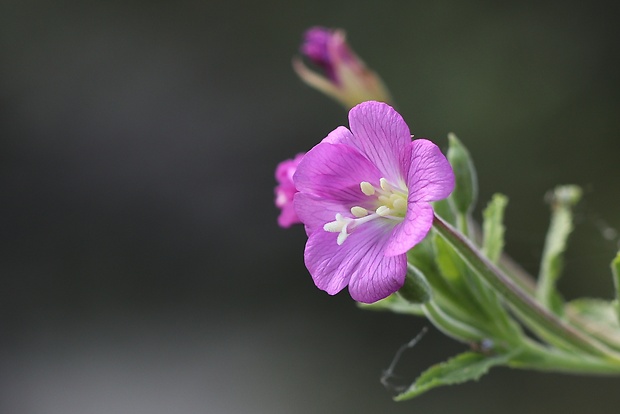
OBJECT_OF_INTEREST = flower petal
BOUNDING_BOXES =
[407,139,455,202]
[294,192,348,234]
[277,197,300,228]
[304,222,406,303]
[346,101,412,184]
[322,125,353,144]
[294,142,382,203]
[384,201,434,256]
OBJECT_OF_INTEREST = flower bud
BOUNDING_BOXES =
[447,133,478,216]
[293,27,392,109]
[274,153,305,228]
[398,265,431,304]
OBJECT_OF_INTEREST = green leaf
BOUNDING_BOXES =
[407,237,459,307]
[434,231,519,341]
[433,234,491,316]
[434,234,468,285]
[612,252,620,323]
[536,185,582,314]
[565,298,620,351]
[395,351,513,401]
[398,264,431,304]
[567,298,619,329]
[447,133,478,216]
[410,236,490,327]
[482,194,508,264]
[433,198,457,227]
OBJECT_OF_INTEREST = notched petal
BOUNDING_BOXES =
[347,101,412,183]
[294,142,382,203]
[408,139,455,202]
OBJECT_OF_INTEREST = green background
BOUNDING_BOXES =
[1,0,619,412]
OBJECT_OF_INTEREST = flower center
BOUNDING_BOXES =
[323,177,408,245]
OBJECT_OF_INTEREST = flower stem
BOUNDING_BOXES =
[510,339,620,375]
[432,214,620,362]
[422,300,487,343]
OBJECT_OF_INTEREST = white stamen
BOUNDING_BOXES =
[393,197,407,211]
[337,231,349,245]
[324,221,343,232]
[351,206,368,217]
[380,178,392,191]
[323,213,347,232]
[376,205,391,216]
[323,213,354,245]
[323,177,409,246]
[360,181,375,196]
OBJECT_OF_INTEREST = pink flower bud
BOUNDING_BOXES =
[293,27,392,109]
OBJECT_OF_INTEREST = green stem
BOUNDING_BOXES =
[422,301,487,343]
[432,214,620,361]
[510,339,620,375]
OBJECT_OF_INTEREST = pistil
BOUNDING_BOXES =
[323,177,409,245]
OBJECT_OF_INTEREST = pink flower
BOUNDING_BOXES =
[275,153,305,228]
[292,27,392,109]
[293,101,454,303]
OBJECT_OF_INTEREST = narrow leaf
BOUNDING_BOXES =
[434,234,468,284]
[482,194,508,264]
[395,351,513,401]
[565,298,620,351]
[433,233,507,326]
[567,298,619,328]
[536,185,582,314]
[433,198,457,227]
[611,252,620,323]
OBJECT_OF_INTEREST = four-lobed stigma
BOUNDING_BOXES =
[323,177,408,245]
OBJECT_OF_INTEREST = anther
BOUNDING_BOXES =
[393,198,407,211]
[380,178,392,191]
[376,206,391,216]
[360,181,375,196]
[351,206,368,217]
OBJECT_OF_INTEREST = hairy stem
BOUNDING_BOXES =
[432,214,620,362]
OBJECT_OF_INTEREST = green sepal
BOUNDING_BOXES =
[447,133,478,216]
[394,350,514,401]
[482,194,508,264]
[536,185,582,314]
[398,264,432,304]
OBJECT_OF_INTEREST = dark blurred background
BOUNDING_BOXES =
[1,0,620,413]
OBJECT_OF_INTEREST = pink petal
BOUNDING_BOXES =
[384,201,434,256]
[322,125,354,144]
[277,202,300,228]
[294,192,348,234]
[304,222,406,303]
[294,142,382,203]
[407,139,455,202]
[346,101,412,184]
